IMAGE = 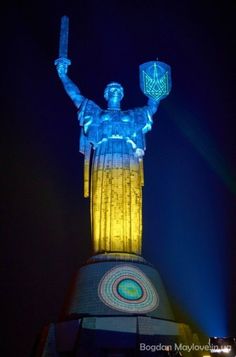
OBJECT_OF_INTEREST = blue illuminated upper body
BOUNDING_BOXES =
[55,59,159,155]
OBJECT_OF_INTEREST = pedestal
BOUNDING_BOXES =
[33,254,199,356]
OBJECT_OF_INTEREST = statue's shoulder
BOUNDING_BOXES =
[133,106,149,114]
[126,107,152,131]
[127,106,150,120]
[78,98,102,123]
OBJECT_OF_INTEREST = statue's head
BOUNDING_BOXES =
[104,82,124,102]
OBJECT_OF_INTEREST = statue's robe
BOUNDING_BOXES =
[78,99,153,254]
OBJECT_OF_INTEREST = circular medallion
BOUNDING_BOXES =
[98,265,159,313]
[117,279,143,300]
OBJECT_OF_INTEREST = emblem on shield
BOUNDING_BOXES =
[139,61,172,101]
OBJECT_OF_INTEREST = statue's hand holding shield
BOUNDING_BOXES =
[139,61,172,102]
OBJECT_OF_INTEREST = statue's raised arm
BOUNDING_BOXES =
[55,57,84,109]
[54,16,84,109]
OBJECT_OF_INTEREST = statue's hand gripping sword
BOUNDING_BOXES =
[54,16,71,76]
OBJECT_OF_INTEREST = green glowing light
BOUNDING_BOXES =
[117,279,143,300]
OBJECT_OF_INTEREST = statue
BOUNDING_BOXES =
[55,17,171,255]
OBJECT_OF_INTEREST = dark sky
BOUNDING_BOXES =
[1,1,235,356]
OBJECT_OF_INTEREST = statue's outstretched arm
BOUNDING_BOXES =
[147,98,160,115]
[55,57,84,109]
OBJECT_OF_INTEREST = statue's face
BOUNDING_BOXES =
[104,82,124,102]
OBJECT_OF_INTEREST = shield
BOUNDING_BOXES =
[139,61,172,101]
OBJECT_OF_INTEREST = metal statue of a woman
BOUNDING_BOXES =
[55,16,171,255]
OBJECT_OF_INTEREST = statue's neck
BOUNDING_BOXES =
[107,98,121,111]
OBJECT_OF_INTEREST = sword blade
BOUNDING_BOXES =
[59,15,69,58]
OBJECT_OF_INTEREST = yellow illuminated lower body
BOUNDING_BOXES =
[90,139,143,255]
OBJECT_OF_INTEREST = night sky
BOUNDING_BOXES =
[1,1,235,356]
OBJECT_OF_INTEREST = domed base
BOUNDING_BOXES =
[33,255,201,356]
[65,254,174,320]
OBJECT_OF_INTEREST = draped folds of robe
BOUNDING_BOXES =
[78,99,153,255]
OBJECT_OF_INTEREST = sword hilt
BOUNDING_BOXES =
[54,57,71,77]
